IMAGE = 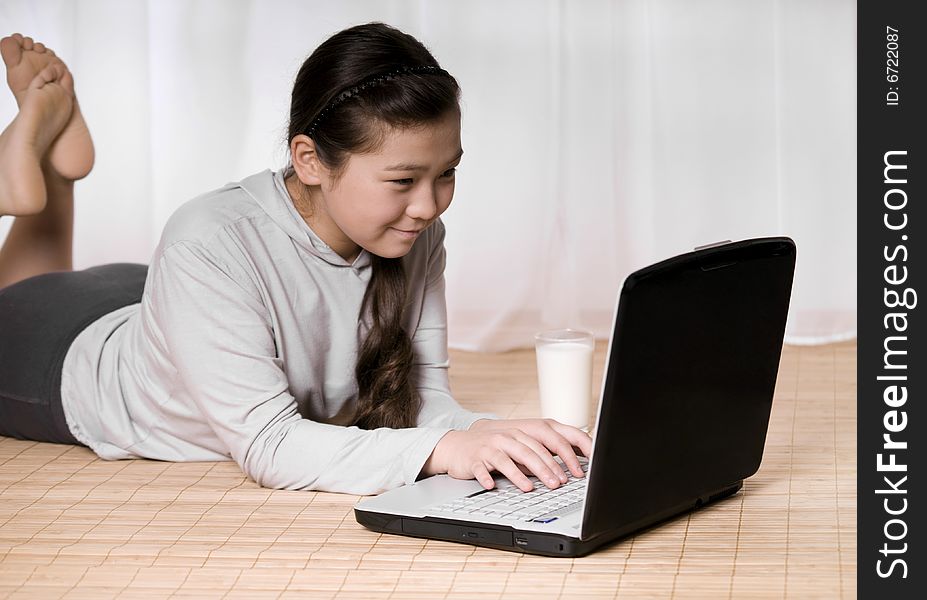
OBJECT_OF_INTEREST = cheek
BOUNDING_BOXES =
[330,180,384,225]
[347,193,405,235]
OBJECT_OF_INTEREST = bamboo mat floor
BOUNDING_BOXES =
[0,341,856,599]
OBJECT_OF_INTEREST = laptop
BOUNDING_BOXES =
[355,237,796,557]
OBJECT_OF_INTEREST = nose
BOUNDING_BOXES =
[405,185,438,222]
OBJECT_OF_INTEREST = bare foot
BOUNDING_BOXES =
[0,63,73,216]
[1,33,94,181]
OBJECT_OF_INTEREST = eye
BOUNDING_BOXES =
[390,178,414,186]
[441,167,457,178]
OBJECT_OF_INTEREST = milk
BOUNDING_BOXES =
[535,340,593,429]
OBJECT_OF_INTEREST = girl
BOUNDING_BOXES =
[0,23,592,495]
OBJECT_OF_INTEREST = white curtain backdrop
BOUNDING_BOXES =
[0,0,856,351]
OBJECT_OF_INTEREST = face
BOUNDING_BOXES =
[290,110,462,263]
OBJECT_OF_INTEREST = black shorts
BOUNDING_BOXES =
[0,263,148,445]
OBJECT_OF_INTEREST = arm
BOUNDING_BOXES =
[150,241,452,495]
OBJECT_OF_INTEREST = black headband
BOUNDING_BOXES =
[305,65,451,138]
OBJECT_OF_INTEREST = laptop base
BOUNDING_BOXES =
[355,481,743,558]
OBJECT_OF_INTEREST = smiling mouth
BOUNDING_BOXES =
[392,225,426,233]
[391,228,423,241]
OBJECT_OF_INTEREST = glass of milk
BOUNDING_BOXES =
[534,329,594,429]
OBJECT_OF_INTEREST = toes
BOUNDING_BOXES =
[0,36,24,67]
[29,66,50,88]
[22,36,33,50]
[33,42,46,53]
[30,63,64,89]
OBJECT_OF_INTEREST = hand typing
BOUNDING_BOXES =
[421,418,593,492]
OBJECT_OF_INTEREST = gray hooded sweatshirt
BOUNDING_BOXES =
[60,168,496,494]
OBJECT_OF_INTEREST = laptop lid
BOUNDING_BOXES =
[580,237,795,541]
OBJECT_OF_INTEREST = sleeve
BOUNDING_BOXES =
[150,241,454,495]
[411,225,501,430]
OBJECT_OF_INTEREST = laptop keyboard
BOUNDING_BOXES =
[428,458,588,523]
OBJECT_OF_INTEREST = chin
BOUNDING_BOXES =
[366,244,414,260]
[364,230,421,259]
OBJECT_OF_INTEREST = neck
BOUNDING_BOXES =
[284,173,312,221]
[283,173,361,263]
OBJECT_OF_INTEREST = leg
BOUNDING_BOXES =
[0,34,91,288]
[0,168,74,289]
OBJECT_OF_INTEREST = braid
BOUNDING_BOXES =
[352,255,420,429]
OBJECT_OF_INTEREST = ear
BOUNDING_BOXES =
[290,134,326,186]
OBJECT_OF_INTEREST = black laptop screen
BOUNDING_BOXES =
[582,237,796,540]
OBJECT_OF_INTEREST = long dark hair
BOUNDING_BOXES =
[288,23,460,430]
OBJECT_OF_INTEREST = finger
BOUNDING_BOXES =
[526,422,584,477]
[514,420,584,478]
[513,431,568,483]
[488,452,536,493]
[473,462,495,490]
[551,421,594,458]
[552,441,585,478]
[509,419,587,474]
[551,436,586,478]
[504,420,580,479]
[545,422,594,476]
[503,439,566,490]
